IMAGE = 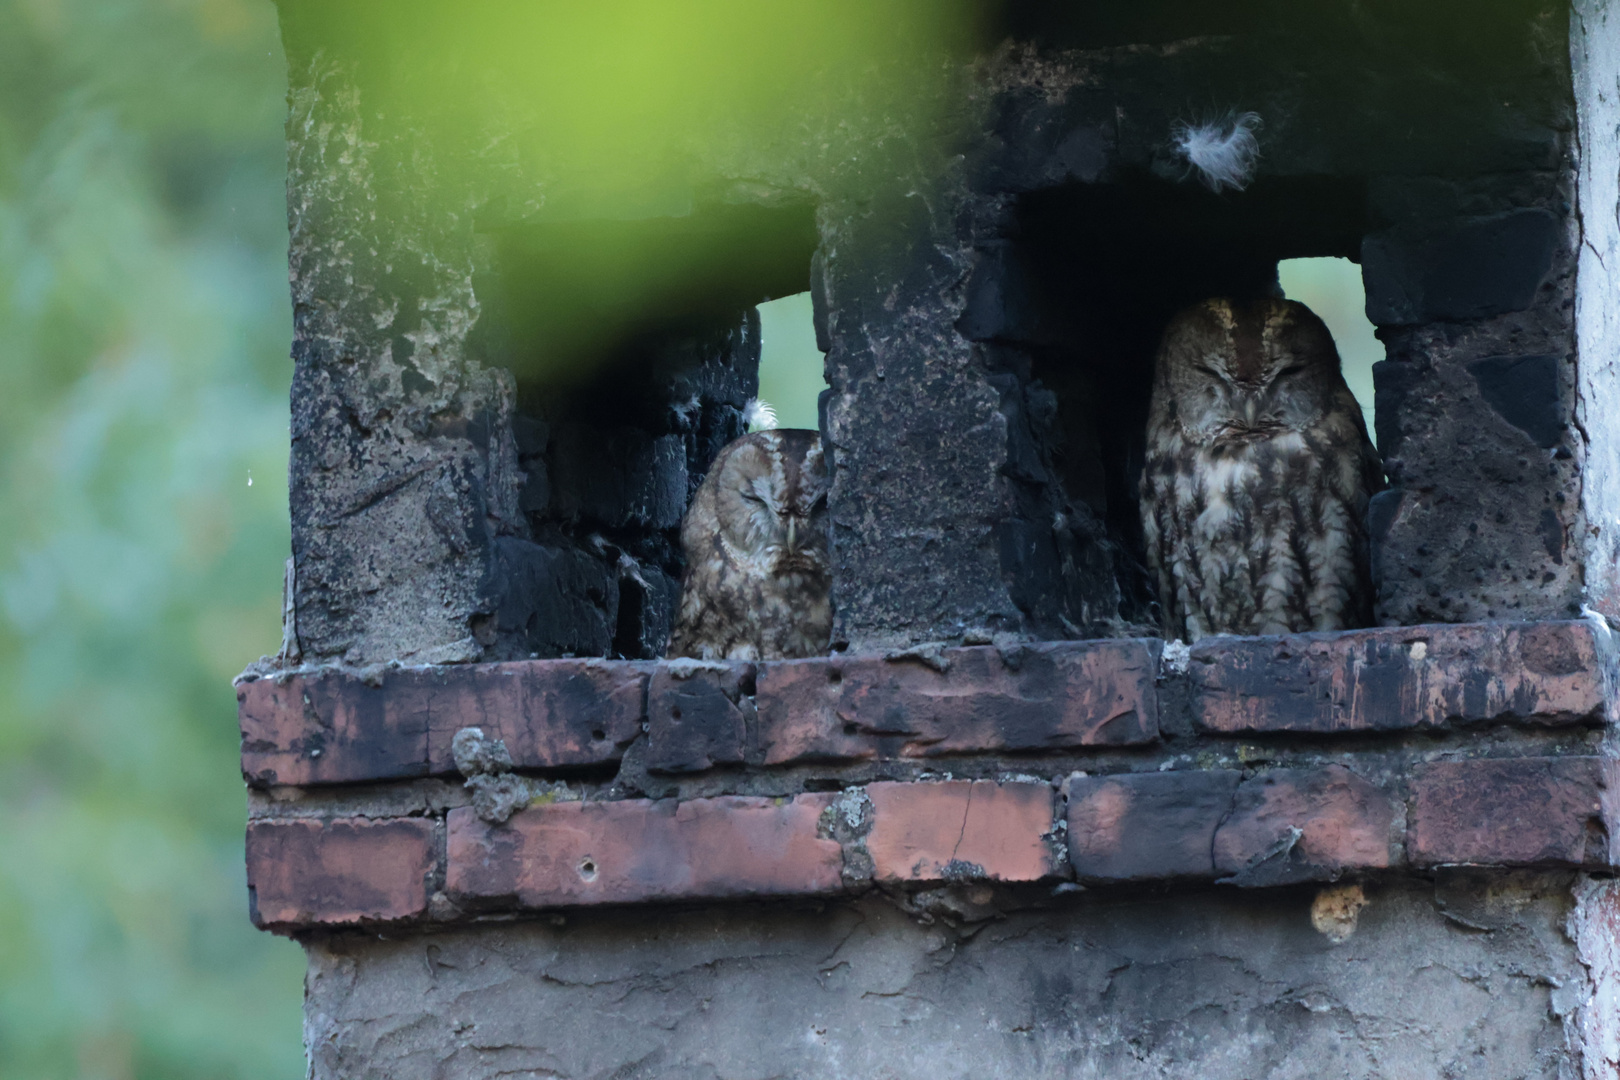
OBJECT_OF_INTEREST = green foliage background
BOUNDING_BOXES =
[0,0,305,1076]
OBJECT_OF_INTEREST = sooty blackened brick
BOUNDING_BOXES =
[1468,354,1564,448]
[551,426,687,531]
[647,664,755,774]
[1067,770,1242,881]
[1364,209,1561,325]
[473,304,759,658]
[484,538,618,660]
[613,566,680,661]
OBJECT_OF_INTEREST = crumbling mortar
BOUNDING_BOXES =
[453,726,584,824]
[818,788,875,887]
[429,815,449,897]
[282,870,1589,948]
[251,725,1603,825]
[613,728,1598,805]
[247,779,467,820]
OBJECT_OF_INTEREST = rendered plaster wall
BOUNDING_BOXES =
[281,55,512,667]
[1573,0,1620,621]
[302,875,1600,1080]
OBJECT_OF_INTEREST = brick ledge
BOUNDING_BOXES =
[239,620,1609,789]
[246,756,1620,932]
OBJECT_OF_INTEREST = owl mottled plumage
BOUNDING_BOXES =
[1140,297,1383,641]
[668,429,831,660]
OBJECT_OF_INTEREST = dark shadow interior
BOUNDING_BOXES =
[469,201,818,658]
[1001,173,1368,624]
[985,0,1554,65]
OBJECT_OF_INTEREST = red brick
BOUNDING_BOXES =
[238,659,647,787]
[1191,621,1604,736]
[246,817,436,928]
[866,780,1056,883]
[446,794,842,908]
[756,640,1158,766]
[421,660,648,773]
[1408,757,1620,868]
[1212,766,1395,885]
[1066,770,1241,881]
[239,672,428,788]
[645,663,753,774]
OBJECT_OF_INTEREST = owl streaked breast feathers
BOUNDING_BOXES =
[1140,296,1383,641]
[668,428,832,661]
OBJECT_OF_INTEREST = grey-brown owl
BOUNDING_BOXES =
[668,429,831,660]
[1140,297,1383,641]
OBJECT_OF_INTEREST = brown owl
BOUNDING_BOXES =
[1140,297,1383,641]
[668,429,831,660]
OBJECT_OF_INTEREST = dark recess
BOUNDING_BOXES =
[468,201,819,659]
[972,173,1367,626]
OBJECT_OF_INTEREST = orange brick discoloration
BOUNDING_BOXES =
[446,794,842,908]
[865,780,1056,883]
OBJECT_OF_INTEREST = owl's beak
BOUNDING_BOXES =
[1241,394,1260,427]
[785,516,798,553]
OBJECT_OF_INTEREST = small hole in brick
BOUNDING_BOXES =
[591,728,606,741]
[828,669,842,684]
[671,706,682,720]
[578,858,598,881]
[842,722,858,735]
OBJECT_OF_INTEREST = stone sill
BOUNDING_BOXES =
[239,620,1608,789]
[238,619,1619,933]
[246,757,1620,933]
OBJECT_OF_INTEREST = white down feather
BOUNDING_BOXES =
[743,398,778,432]
[1172,111,1263,193]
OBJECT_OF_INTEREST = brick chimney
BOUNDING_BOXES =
[245,2,1620,1075]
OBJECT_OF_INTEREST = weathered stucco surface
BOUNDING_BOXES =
[303,875,1595,1079]
[1573,0,1620,620]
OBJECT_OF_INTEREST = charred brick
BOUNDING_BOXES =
[646,663,754,774]
[1066,770,1241,882]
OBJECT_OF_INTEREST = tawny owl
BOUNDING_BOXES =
[1140,297,1383,641]
[668,429,831,660]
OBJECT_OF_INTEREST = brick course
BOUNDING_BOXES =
[241,623,1606,789]
[236,620,1620,930]
[242,757,1620,930]
[239,660,647,787]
